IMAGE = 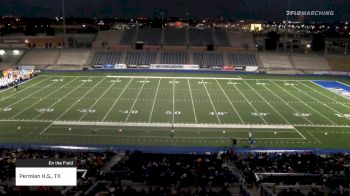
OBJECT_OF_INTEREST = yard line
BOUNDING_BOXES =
[124,78,147,122]
[229,79,268,124]
[32,77,92,120]
[78,77,119,121]
[271,81,338,126]
[244,80,292,124]
[290,82,350,121]
[187,79,198,124]
[301,81,350,110]
[250,80,307,139]
[0,77,50,103]
[172,78,176,125]
[261,80,314,125]
[215,79,244,124]
[1,77,59,110]
[9,77,79,120]
[148,78,161,123]
[39,77,108,135]
[201,79,221,124]
[102,78,133,122]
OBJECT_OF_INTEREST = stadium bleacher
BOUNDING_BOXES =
[19,49,59,65]
[56,49,91,65]
[214,30,231,47]
[193,52,225,66]
[137,28,162,45]
[94,30,124,46]
[163,29,187,46]
[124,50,157,65]
[160,51,189,64]
[291,55,331,71]
[119,29,137,45]
[91,50,124,65]
[227,53,258,66]
[189,29,214,46]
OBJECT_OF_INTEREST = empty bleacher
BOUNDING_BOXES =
[94,30,123,45]
[163,29,187,46]
[0,50,25,67]
[193,52,224,66]
[91,50,123,65]
[227,53,257,66]
[119,29,137,45]
[124,51,157,65]
[189,29,214,46]
[160,51,189,64]
[137,28,162,45]
[259,54,294,70]
[214,30,231,47]
[57,49,91,65]
[227,31,255,49]
[324,55,350,71]
[19,49,59,65]
[291,55,331,71]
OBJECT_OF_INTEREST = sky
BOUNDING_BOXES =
[0,0,349,21]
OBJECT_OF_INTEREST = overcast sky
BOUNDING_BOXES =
[0,0,349,21]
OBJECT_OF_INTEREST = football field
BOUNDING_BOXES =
[0,73,350,149]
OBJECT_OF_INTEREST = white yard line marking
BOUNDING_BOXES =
[148,78,161,123]
[42,133,304,140]
[78,77,119,121]
[244,80,306,139]
[229,79,268,124]
[10,77,79,120]
[187,79,198,124]
[39,77,108,135]
[172,78,176,125]
[245,80,290,123]
[292,82,350,121]
[106,75,242,80]
[201,79,221,124]
[215,79,244,124]
[102,78,133,122]
[261,80,314,125]
[303,81,350,110]
[271,81,338,126]
[124,78,147,122]
[2,77,57,109]
[33,77,92,120]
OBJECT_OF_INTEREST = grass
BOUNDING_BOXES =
[0,71,349,149]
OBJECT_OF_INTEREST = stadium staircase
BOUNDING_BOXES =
[226,159,260,196]
[160,28,165,46]
[132,28,140,46]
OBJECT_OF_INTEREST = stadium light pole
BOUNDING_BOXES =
[61,0,67,48]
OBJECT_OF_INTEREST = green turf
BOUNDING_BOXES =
[0,72,349,149]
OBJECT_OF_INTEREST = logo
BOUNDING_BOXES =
[286,10,334,16]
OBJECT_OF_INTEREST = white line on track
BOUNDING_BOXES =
[148,78,161,123]
[215,79,244,124]
[201,78,221,124]
[187,79,198,124]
